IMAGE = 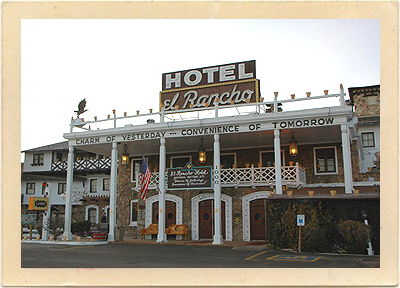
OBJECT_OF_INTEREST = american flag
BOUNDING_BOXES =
[140,157,151,202]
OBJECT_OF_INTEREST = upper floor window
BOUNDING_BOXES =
[171,156,192,168]
[314,147,338,174]
[58,183,66,195]
[131,159,143,183]
[260,150,285,167]
[32,153,44,166]
[220,153,236,168]
[26,183,35,194]
[90,179,98,193]
[362,132,375,148]
[103,178,110,191]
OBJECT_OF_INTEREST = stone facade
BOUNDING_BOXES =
[349,85,380,117]
[116,139,378,241]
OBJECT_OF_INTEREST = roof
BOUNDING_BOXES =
[357,116,380,126]
[347,84,380,105]
[22,141,69,153]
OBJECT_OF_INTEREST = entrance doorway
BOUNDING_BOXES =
[250,199,267,240]
[198,199,225,239]
[152,201,176,228]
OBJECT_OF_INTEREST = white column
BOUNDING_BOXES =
[274,129,283,194]
[341,124,353,193]
[42,184,51,240]
[157,137,167,242]
[63,146,74,240]
[213,134,223,245]
[108,142,118,241]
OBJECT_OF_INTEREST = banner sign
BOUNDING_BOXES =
[28,197,49,211]
[72,117,337,146]
[160,60,260,111]
[21,214,36,225]
[167,163,212,190]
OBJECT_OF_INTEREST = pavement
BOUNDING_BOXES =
[21,238,272,249]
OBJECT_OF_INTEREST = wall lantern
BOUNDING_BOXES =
[198,138,206,163]
[121,144,129,166]
[289,134,298,156]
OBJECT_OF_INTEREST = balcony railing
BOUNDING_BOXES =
[134,163,306,190]
[51,158,111,171]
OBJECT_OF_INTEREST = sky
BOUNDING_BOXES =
[21,19,380,160]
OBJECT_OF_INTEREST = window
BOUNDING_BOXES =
[103,178,110,191]
[130,200,139,226]
[171,156,192,168]
[314,147,338,174]
[220,153,236,168]
[90,179,98,193]
[88,208,97,223]
[131,159,143,183]
[260,150,285,167]
[26,183,35,195]
[58,183,66,195]
[56,152,63,162]
[362,132,375,148]
[33,153,44,165]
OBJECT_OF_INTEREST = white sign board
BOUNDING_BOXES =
[297,214,305,226]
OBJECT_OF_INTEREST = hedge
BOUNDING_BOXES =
[264,199,379,255]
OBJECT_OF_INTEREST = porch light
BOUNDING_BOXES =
[289,134,298,156]
[198,138,206,163]
[121,144,129,166]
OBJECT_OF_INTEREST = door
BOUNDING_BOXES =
[152,201,176,228]
[199,200,213,239]
[250,199,266,240]
[198,199,226,239]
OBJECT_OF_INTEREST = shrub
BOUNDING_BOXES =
[71,220,91,236]
[337,220,370,254]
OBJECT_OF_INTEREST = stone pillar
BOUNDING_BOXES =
[274,129,283,194]
[341,124,353,193]
[63,146,74,240]
[213,133,223,245]
[108,142,118,241]
[157,137,167,242]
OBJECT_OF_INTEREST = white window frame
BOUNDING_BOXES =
[102,178,110,191]
[259,150,285,167]
[89,178,98,193]
[220,152,237,168]
[26,183,36,195]
[131,158,146,184]
[85,205,99,224]
[170,155,192,168]
[313,146,338,175]
[361,132,375,148]
[129,199,139,226]
[58,183,66,195]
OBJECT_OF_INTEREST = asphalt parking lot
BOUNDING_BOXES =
[21,242,379,268]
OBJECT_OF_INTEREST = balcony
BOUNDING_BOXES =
[134,163,306,190]
[51,158,111,171]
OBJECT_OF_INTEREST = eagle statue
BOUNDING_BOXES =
[74,98,88,118]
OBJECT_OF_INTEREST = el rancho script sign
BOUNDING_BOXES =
[160,60,260,111]
[167,163,212,190]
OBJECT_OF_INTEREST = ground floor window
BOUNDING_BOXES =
[130,200,139,226]
[85,205,99,224]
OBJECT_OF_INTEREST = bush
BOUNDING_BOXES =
[337,220,370,254]
[71,220,91,236]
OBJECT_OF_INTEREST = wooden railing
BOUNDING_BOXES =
[134,163,306,190]
[51,158,111,171]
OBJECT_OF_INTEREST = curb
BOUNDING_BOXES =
[21,240,108,246]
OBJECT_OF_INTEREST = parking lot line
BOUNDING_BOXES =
[267,254,322,262]
[245,251,267,261]
[50,246,95,251]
